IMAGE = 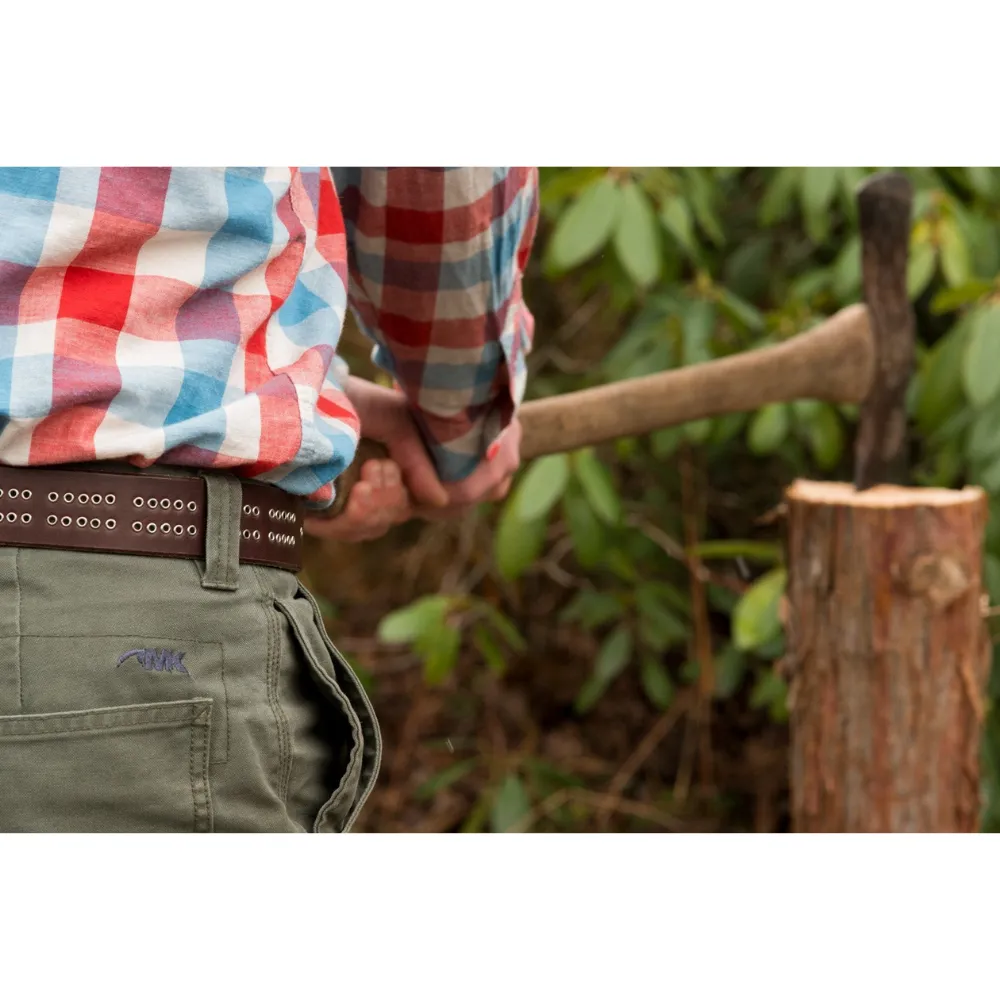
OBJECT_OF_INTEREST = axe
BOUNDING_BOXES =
[328,172,913,514]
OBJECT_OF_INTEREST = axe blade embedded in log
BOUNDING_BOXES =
[326,170,918,516]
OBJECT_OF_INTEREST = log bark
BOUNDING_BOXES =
[786,480,991,833]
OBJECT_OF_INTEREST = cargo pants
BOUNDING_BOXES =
[0,467,381,832]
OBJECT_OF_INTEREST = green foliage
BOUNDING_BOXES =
[376,166,1000,831]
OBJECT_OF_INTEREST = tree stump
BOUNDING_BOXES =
[786,480,991,833]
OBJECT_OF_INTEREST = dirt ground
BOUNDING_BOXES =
[304,520,791,834]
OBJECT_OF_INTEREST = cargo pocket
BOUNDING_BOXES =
[275,584,382,833]
[0,698,214,833]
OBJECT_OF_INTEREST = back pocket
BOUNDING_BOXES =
[0,698,214,833]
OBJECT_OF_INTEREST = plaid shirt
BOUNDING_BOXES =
[0,167,539,507]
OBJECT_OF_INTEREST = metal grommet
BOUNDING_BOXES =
[174,499,184,511]
[106,519,116,530]
[187,524,197,535]
[48,492,58,502]
[63,493,74,503]
[91,494,101,505]
[160,522,170,534]
[6,512,16,523]
[8,488,18,500]
[131,521,142,532]
[133,497,144,507]
[252,530,260,541]
[21,513,31,524]
[241,529,250,540]
[47,514,57,526]
[79,494,89,505]
[61,516,72,527]
[252,506,260,516]
[268,532,275,542]
[0,489,4,499]
[105,494,116,505]
[161,498,172,509]
[268,508,275,519]
[76,516,87,528]
[147,523,157,534]
[173,524,183,535]
[90,518,101,529]
[21,489,31,501]
[187,501,197,512]
[243,504,252,516]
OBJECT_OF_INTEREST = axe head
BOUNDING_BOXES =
[854,172,916,491]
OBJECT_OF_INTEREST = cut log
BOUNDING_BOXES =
[785,479,991,833]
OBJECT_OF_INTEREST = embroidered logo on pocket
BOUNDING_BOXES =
[117,648,189,674]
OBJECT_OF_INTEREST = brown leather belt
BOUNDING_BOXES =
[0,467,305,573]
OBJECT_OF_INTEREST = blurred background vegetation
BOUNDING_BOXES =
[304,166,1000,833]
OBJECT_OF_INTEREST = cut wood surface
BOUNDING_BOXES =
[786,479,990,832]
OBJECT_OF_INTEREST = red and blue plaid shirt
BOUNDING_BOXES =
[0,167,539,507]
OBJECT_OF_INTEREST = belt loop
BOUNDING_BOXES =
[198,472,242,591]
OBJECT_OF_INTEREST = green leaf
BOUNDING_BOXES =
[562,490,605,568]
[494,499,547,581]
[514,454,570,522]
[963,305,1000,409]
[548,177,622,271]
[966,167,998,200]
[747,403,789,456]
[806,404,845,470]
[684,169,725,245]
[681,299,716,365]
[613,183,661,286]
[490,774,531,832]
[559,590,623,629]
[831,235,862,303]
[801,167,839,241]
[907,241,936,299]
[640,656,675,710]
[759,167,801,226]
[715,287,765,333]
[650,426,683,459]
[479,604,526,652]
[750,669,789,723]
[714,645,747,699]
[472,624,507,677]
[915,314,973,434]
[415,758,479,800]
[636,585,688,651]
[732,568,787,652]
[572,449,622,525]
[377,595,451,644]
[965,400,1000,463]
[929,279,993,315]
[660,196,696,256]
[684,418,714,444]
[940,219,971,288]
[692,540,782,564]
[575,626,633,714]
[420,620,462,685]
[594,626,634,684]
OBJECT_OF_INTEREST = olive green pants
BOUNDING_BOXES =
[0,468,381,833]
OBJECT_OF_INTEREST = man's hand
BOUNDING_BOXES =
[304,457,411,542]
[304,376,521,541]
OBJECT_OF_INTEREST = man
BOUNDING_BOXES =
[0,167,539,832]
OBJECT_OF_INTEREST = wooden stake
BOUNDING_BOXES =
[786,480,990,832]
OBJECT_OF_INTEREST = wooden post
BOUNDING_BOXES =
[786,173,992,832]
[786,482,989,832]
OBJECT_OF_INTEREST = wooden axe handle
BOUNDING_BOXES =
[324,303,874,516]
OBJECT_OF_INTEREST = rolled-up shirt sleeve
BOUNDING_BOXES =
[332,167,539,481]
